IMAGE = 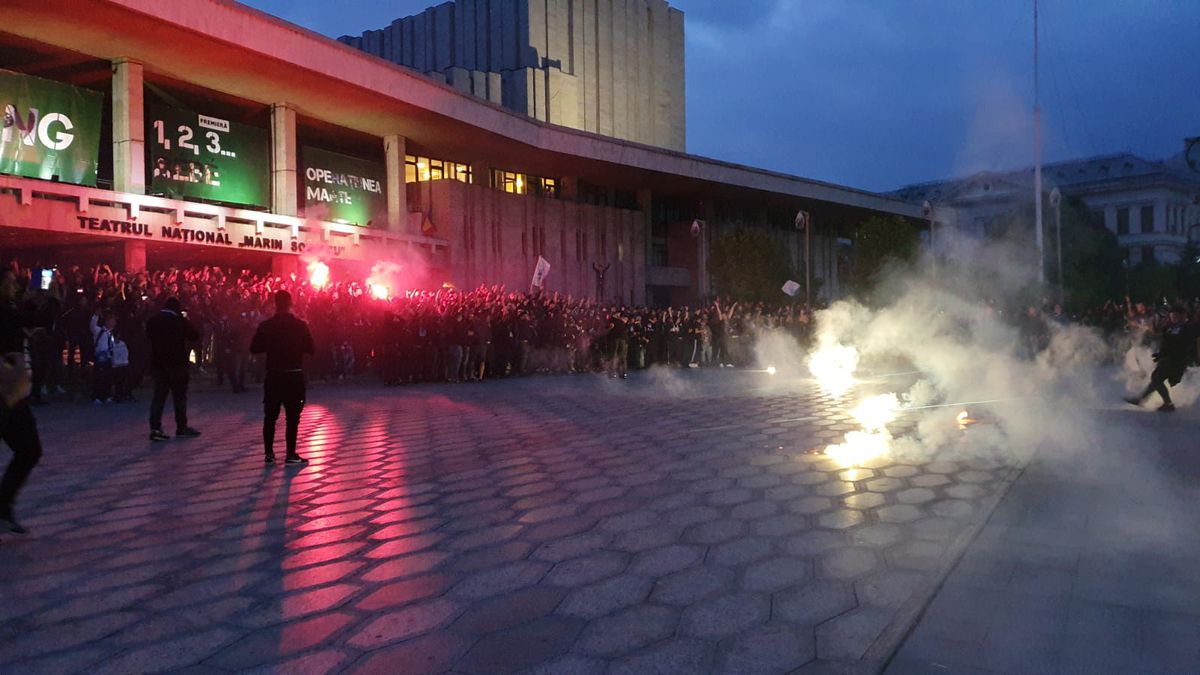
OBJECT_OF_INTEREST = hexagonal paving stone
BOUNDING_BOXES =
[651,565,737,606]
[895,488,937,505]
[680,592,771,638]
[864,477,905,493]
[711,537,776,568]
[842,493,885,510]
[888,541,946,571]
[875,504,922,524]
[717,623,817,674]
[773,580,855,625]
[837,468,876,482]
[854,570,927,609]
[782,530,847,557]
[753,514,810,538]
[924,461,959,474]
[608,637,714,675]
[793,471,830,486]
[882,465,920,478]
[818,548,879,580]
[558,575,652,619]
[815,481,855,497]
[630,545,704,577]
[544,551,630,587]
[908,474,951,488]
[848,523,906,548]
[730,500,782,520]
[956,470,994,483]
[577,605,677,657]
[817,509,866,531]
[945,484,988,500]
[789,496,835,515]
[931,499,975,519]
[742,557,812,592]
[686,519,748,545]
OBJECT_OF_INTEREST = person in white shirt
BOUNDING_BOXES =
[90,312,117,404]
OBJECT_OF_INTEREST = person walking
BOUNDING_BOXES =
[146,297,201,441]
[1124,305,1196,412]
[0,352,41,535]
[250,290,314,465]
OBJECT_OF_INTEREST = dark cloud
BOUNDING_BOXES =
[243,0,1200,191]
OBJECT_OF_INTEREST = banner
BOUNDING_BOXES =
[0,71,103,186]
[301,146,386,227]
[146,104,270,207]
[781,280,801,297]
[531,256,551,289]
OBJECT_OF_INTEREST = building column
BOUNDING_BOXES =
[122,240,146,272]
[112,58,145,195]
[636,189,652,306]
[270,103,298,216]
[384,134,407,232]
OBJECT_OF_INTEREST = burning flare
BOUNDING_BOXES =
[824,393,899,468]
[368,283,390,301]
[807,339,859,397]
[307,260,330,290]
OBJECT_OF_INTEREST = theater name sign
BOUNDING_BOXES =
[75,215,322,255]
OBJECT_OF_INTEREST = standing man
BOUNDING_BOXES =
[146,297,201,441]
[0,352,40,535]
[251,290,314,465]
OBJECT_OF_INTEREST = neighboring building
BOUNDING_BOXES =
[891,145,1200,266]
[0,0,919,306]
[339,0,686,152]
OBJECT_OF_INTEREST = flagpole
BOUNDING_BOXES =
[1034,0,1045,286]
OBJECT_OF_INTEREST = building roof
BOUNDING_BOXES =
[0,0,921,219]
[889,151,1200,205]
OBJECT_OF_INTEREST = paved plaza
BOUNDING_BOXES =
[0,369,1193,673]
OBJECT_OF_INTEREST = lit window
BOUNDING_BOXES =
[405,154,472,184]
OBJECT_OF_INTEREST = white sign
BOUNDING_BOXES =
[531,256,551,289]
[782,280,801,297]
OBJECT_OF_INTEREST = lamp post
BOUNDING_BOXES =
[922,200,935,280]
[1050,187,1062,304]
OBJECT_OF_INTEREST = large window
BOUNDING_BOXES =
[491,169,558,198]
[405,155,471,184]
[1140,204,1155,234]
[1116,207,1130,235]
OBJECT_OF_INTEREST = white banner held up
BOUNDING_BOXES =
[781,280,802,297]
[531,256,551,289]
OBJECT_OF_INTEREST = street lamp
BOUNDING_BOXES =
[1050,187,1062,303]
[922,200,935,280]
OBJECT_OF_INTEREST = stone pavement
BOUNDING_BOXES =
[0,370,1021,674]
[887,404,1200,675]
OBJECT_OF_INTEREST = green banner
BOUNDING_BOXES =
[146,104,269,208]
[301,146,386,227]
[0,71,103,186]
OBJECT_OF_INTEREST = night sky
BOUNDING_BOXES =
[241,0,1199,192]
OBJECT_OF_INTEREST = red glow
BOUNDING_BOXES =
[307,260,330,289]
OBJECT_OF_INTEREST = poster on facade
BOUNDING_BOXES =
[301,146,386,227]
[145,104,270,207]
[531,256,551,289]
[0,70,103,186]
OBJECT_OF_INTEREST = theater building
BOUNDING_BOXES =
[0,0,920,306]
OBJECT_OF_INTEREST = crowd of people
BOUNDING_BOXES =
[0,262,820,405]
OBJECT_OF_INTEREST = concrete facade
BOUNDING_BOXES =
[341,0,687,152]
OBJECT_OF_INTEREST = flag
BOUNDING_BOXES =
[782,280,802,297]
[794,210,809,230]
[531,256,551,289]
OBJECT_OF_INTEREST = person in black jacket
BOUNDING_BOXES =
[146,297,201,441]
[250,291,314,465]
[1124,306,1197,412]
[0,352,40,535]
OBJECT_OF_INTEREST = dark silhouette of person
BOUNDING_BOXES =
[0,352,41,535]
[146,297,201,441]
[251,290,314,465]
[1125,306,1196,412]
